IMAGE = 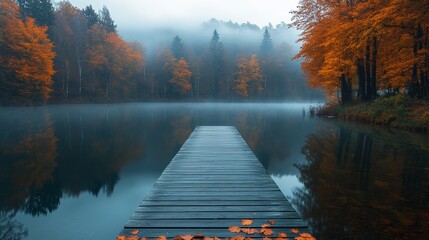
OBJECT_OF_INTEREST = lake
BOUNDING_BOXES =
[0,103,428,240]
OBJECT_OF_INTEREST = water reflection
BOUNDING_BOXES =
[0,103,427,239]
[297,123,429,239]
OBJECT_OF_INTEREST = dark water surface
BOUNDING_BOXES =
[0,103,428,240]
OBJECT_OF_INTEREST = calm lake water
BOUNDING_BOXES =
[0,103,428,240]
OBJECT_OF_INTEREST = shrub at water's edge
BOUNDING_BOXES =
[314,95,429,132]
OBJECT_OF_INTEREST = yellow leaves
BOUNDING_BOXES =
[241,219,253,226]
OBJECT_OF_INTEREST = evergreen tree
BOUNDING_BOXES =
[260,28,273,56]
[82,5,98,28]
[99,6,116,32]
[17,0,54,27]
[209,29,224,98]
[171,35,184,59]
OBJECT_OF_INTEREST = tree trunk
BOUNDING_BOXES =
[365,42,371,99]
[340,74,351,105]
[357,58,366,102]
[371,36,378,98]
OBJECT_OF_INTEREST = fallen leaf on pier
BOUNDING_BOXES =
[156,236,167,240]
[241,219,253,226]
[291,229,299,234]
[268,220,276,225]
[141,238,149,240]
[294,233,316,240]
[176,235,193,240]
[262,238,272,240]
[131,230,139,235]
[117,236,126,240]
[261,224,271,228]
[204,237,221,240]
[126,236,139,240]
[241,228,259,235]
[229,226,241,233]
[277,233,287,238]
[260,228,273,236]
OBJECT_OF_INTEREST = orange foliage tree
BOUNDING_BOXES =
[234,54,263,97]
[0,0,55,105]
[292,0,429,103]
[170,58,193,96]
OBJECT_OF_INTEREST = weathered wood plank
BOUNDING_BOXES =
[119,126,309,238]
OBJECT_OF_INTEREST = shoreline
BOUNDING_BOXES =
[314,95,429,132]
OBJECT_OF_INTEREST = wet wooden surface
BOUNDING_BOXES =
[119,126,308,239]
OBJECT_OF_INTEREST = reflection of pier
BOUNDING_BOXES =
[119,126,308,238]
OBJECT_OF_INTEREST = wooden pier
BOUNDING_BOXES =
[119,126,309,239]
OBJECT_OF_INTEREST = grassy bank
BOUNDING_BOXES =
[315,95,429,132]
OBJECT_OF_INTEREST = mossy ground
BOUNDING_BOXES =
[315,95,429,132]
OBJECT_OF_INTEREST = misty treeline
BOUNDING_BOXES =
[141,19,314,100]
[292,0,429,104]
[0,0,317,105]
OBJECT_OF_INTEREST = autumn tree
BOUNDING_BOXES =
[170,58,193,96]
[292,0,429,103]
[0,0,55,104]
[234,54,263,97]
[209,30,225,98]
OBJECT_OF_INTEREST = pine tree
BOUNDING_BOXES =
[171,35,184,59]
[82,5,98,28]
[209,29,224,98]
[99,6,116,32]
[17,0,54,27]
[260,28,273,57]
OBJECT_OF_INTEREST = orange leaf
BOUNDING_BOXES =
[268,220,276,225]
[126,236,139,240]
[241,219,253,226]
[295,233,316,240]
[291,229,299,234]
[156,236,167,240]
[262,238,272,240]
[260,228,274,236]
[230,236,245,240]
[229,226,241,233]
[261,224,271,228]
[277,233,287,238]
[181,235,193,240]
[141,238,149,240]
[131,230,139,235]
[117,236,126,240]
[241,228,259,235]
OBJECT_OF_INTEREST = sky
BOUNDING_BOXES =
[65,0,300,30]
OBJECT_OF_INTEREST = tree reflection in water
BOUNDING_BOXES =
[297,125,429,239]
[0,211,28,240]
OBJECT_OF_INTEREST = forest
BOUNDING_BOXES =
[292,0,429,103]
[0,0,318,105]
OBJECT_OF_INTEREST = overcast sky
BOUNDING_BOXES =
[65,0,300,30]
